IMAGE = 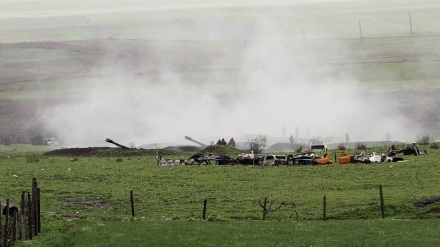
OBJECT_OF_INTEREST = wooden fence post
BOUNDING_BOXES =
[202,199,207,220]
[20,192,26,241]
[37,188,41,233]
[379,185,385,219]
[4,199,9,246]
[32,178,38,237]
[12,211,17,242]
[323,195,327,221]
[27,192,32,240]
[130,191,135,217]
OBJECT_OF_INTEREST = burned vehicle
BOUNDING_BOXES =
[288,153,314,165]
[397,146,427,156]
[235,153,260,165]
[205,153,235,165]
[354,151,398,163]
[288,152,333,165]
[337,151,355,164]
[314,152,333,165]
[186,153,210,165]
[353,152,382,163]
[260,155,287,166]
[186,153,235,165]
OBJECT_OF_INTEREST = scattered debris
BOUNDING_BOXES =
[158,159,186,166]
[288,152,332,165]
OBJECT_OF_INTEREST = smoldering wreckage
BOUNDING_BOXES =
[104,137,426,167]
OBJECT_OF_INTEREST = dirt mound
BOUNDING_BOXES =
[44,147,181,157]
[413,197,440,207]
[63,196,113,209]
[199,145,242,157]
[163,145,201,153]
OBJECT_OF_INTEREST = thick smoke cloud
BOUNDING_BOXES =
[39,1,421,147]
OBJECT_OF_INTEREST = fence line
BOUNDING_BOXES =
[0,178,40,247]
[125,185,386,222]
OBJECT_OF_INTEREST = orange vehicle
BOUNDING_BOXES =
[337,151,354,164]
[314,152,333,165]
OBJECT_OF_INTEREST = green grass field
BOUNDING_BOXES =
[15,219,440,247]
[1,144,439,246]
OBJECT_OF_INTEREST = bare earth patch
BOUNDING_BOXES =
[413,197,440,208]
[62,196,113,209]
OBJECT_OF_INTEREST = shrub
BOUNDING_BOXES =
[294,144,304,153]
[1,137,11,145]
[417,135,430,145]
[248,135,268,154]
[355,143,367,150]
[337,143,346,150]
[26,154,40,163]
[429,142,439,149]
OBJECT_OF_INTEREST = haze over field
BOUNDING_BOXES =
[1,0,440,146]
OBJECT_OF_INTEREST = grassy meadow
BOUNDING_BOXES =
[0,144,439,246]
[15,219,440,247]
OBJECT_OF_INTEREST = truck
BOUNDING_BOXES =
[309,141,327,152]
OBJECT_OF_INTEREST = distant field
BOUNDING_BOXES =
[2,35,440,98]
[2,34,440,144]
[2,1,440,144]
[2,1,440,42]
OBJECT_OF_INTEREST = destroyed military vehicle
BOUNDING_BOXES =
[260,155,287,166]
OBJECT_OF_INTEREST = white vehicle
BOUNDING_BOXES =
[355,151,381,163]
[309,141,327,152]
[368,152,382,163]
[43,138,59,146]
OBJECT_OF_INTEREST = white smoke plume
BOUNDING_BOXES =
[37,1,433,147]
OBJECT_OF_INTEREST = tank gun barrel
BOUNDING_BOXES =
[184,136,207,147]
[105,138,129,149]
